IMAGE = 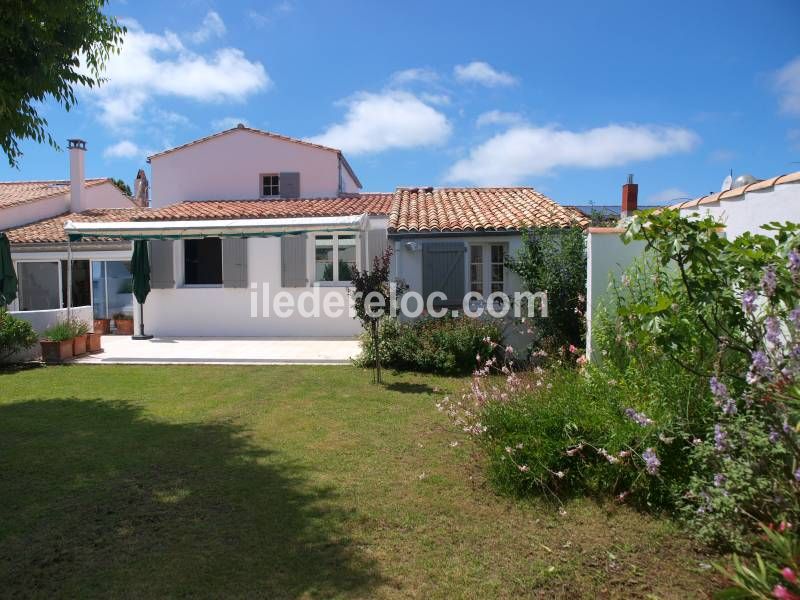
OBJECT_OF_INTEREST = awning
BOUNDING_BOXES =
[64,214,367,241]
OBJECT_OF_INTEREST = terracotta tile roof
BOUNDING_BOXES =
[388,187,589,233]
[666,170,800,211]
[146,125,363,189]
[135,194,394,221]
[0,178,110,210]
[6,208,149,245]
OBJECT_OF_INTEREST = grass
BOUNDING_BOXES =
[0,365,718,598]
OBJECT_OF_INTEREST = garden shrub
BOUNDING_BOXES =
[506,225,586,351]
[356,316,502,375]
[0,309,37,362]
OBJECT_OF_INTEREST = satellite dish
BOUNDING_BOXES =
[720,174,733,192]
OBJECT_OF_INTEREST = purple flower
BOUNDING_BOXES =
[790,249,800,276]
[642,448,660,475]
[770,429,781,443]
[766,316,782,345]
[624,408,654,427]
[709,376,729,399]
[790,308,800,330]
[714,424,728,452]
[741,289,757,314]
[713,473,726,487]
[722,398,737,416]
[761,266,778,297]
[747,350,770,384]
[795,468,800,482]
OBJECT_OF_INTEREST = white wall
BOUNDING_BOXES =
[150,129,356,206]
[585,229,646,360]
[678,182,800,238]
[138,229,375,338]
[82,181,135,211]
[4,306,94,362]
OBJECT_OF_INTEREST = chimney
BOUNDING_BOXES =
[134,169,149,207]
[68,139,87,213]
[621,173,638,218]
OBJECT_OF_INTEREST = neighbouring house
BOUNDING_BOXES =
[585,170,800,357]
[2,140,140,318]
[54,124,587,339]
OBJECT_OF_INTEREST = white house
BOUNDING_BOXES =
[47,125,587,339]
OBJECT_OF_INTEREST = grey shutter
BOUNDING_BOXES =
[279,172,300,198]
[366,228,389,272]
[281,234,307,287]
[422,242,466,305]
[222,238,248,288]
[149,240,174,289]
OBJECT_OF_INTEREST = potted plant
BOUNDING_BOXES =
[113,312,134,335]
[93,317,111,334]
[71,320,89,356]
[40,321,75,363]
[87,326,103,353]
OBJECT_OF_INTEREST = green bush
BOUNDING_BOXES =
[356,316,502,375]
[42,319,88,342]
[0,309,37,361]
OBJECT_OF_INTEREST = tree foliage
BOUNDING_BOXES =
[112,178,131,196]
[505,226,587,349]
[0,0,125,167]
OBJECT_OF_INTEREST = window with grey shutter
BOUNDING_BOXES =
[222,238,248,288]
[281,234,307,287]
[279,172,300,198]
[366,228,389,272]
[422,242,466,306]
[150,240,175,289]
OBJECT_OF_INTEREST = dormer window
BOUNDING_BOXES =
[261,174,280,197]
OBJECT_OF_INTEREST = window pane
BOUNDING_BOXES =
[92,262,107,318]
[262,174,280,196]
[61,260,91,308]
[470,246,483,294]
[106,261,133,317]
[315,236,334,281]
[338,235,356,282]
[491,245,504,263]
[491,244,505,293]
[185,238,222,284]
[18,262,60,310]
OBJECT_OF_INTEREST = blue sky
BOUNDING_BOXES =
[2,0,800,206]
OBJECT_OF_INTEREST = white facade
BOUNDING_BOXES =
[148,128,360,207]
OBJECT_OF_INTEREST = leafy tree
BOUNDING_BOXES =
[111,178,131,196]
[506,226,587,350]
[0,0,125,167]
[350,248,394,384]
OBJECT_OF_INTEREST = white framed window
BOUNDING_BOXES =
[261,174,280,197]
[314,233,358,283]
[466,243,507,296]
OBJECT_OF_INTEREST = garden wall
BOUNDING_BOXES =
[4,305,93,362]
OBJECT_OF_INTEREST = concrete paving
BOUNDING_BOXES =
[74,335,361,365]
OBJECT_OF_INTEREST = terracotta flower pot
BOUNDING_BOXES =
[72,334,88,356]
[115,318,134,335]
[87,332,103,353]
[93,318,111,334]
[40,339,73,363]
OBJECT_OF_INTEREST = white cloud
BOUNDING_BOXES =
[103,140,143,159]
[390,68,439,86]
[308,90,452,155]
[647,187,691,204]
[476,110,524,127]
[775,56,800,115]
[248,1,294,28]
[454,61,517,87]
[708,148,736,163]
[84,18,270,128]
[446,123,699,185]
[188,11,226,44]
[212,116,248,130]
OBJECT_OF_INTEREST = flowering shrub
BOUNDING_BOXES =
[356,316,502,375]
[0,308,37,362]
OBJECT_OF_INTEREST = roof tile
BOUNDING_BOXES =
[6,208,149,244]
[0,178,109,210]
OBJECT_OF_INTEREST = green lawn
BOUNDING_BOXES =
[0,365,716,598]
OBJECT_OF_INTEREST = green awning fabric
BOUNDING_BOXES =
[0,233,18,306]
[131,240,151,305]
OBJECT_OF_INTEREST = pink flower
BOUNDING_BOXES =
[782,568,798,584]
[773,584,800,600]
[518,464,530,472]
[568,344,579,354]
[576,355,588,366]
